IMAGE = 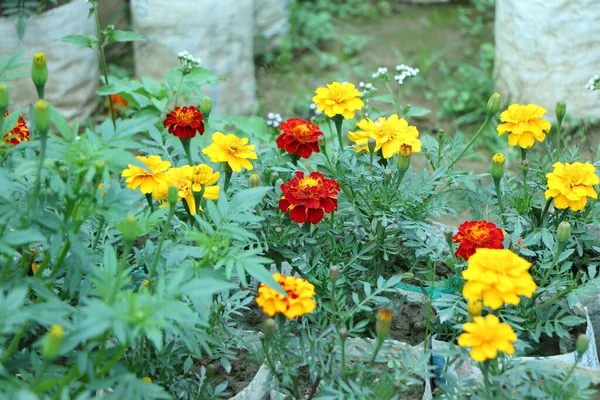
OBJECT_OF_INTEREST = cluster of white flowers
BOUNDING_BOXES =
[586,75,600,91]
[178,51,201,73]
[266,112,283,127]
[358,81,376,94]
[372,67,388,79]
[394,64,419,85]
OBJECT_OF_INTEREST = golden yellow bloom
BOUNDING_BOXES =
[497,104,551,148]
[458,314,517,362]
[49,324,64,340]
[462,248,536,310]
[466,299,482,317]
[121,156,172,195]
[348,115,421,159]
[492,153,505,164]
[256,273,316,319]
[544,162,599,211]
[154,165,220,214]
[188,164,221,200]
[312,81,364,119]
[202,132,257,172]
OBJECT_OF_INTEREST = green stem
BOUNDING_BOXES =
[564,354,583,384]
[369,337,384,366]
[92,216,105,250]
[555,119,563,159]
[333,115,344,150]
[1,323,27,363]
[36,85,45,100]
[449,114,491,169]
[330,280,337,325]
[223,164,233,193]
[340,336,347,381]
[97,345,127,376]
[423,260,437,351]
[539,242,565,288]
[150,204,176,276]
[539,198,553,227]
[145,193,155,212]
[180,138,193,165]
[493,179,508,226]
[27,133,48,214]
[261,338,281,384]
[93,7,116,129]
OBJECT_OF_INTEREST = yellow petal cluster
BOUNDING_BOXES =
[202,132,257,172]
[255,273,316,319]
[497,104,551,148]
[462,248,536,310]
[312,82,364,119]
[348,114,421,159]
[121,155,172,195]
[544,162,599,211]
[458,314,517,362]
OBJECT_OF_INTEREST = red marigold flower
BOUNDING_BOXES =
[276,118,323,158]
[163,106,204,139]
[279,171,340,224]
[3,111,30,145]
[453,220,504,260]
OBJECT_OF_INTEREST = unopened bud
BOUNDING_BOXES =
[367,138,377,154]
[339,327,348,341]
[263,318,276,338]
[94,160,106,178]
[467,299,482,317]
[167,185,179,205]
[42,324,64,361]
[398,143,413,158]
[121,214,140,241]
[376,309,392,339]
[329,265,339,282]
[317,135,326,149]
[383,169,393,180]
[0,83,8,111]
[142,376,152,383]
[487,93,501,115]
[522,160,530,174]
[397,153,411,174]
[34,99,50,135]
[576,334,589,356]
[557,221,571,245]
[248,173,261,188]
[269,171,280,185]
[140,279,150,289]
[58,166,69,181]
[31,53,48,98]
[491,153,505,181]
[555,101,567,124]
[199,97,213,120]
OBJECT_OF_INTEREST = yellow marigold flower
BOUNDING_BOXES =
[256,273,316,319]
[312,81,364,119]
[458,314,517,362]
[188,164,220,198]
[154,165,219,214]
[466,299,482,317]
[462,248,536,310]
[348,115,421,159]
[202,132,257,172]
[121,156,172,195]
[544,162,599,211]
[492,153,505,164]
[497,104,551,148]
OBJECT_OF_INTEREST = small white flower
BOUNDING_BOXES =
[267,112,275,119]
[310,103,316,110]
[359,82,365,87]
[586,74,600,91]
[393,64,419,86]
[372,67,389,79]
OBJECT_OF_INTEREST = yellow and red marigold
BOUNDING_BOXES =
[3,111,30,145]
[276,118,323,158]
[163,106,204,139]
[279,171,340,224]
[256,273,316,319]
[452,220,504,260]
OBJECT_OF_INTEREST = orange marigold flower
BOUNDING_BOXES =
[279,171,340,224]
[163,106,204,139]
[497,104,551,148]
[452,220,504,260]
[276,118,323,159]
[105,94,128,115]
[3,110,30,145]
[256,273,316,319]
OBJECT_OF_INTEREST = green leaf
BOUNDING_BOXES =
[106,30,146,43]
[245,263,286,296]
[3,229,47,246]
[228,116,268,140]
[405,106,431,117]
[57,34,97,49]
[230,187,272,211]
[371,94,396,104]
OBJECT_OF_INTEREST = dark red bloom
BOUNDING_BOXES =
[453,220,504,260]
[279,171,340,224]
[276,118,323,158]
[163,106,204,139]
[3,110,29,145]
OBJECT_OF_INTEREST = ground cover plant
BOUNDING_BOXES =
[1,1,600,399]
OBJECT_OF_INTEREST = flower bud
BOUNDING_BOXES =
[0,83,9,111]
[576,334,589,356]
[140,279,150,290]
[557,221,571,245]
[34,99,50,135]
[142,376,152,383]
[555,100,567,124]
[397,152,411,175]
[32,53,48,98]
[398,143,413,158]
[467,299,482,317]
[376,309,392,340]
[263,318,276,338]
[42,324,64,361]
[167,185,179,205]
[486,93,502,115]
[199,97,213,120]
[248,173,261,188]
[491,153,505,181]
[339,327,348,341]
[121,214,140,241]
[522,160,530,174]
[383,169,393,180]
[269,171,280,185]
[58,166,69,181]
[329,265,339,282]
[317,135,326,149]
[367,138,377,154]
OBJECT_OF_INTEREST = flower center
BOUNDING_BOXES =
[330,87,349,103]
[175,109,195,124]
[298,177,320,189]
[292,124,311,137]
[466,226,489,244]
[565,168,584,187]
